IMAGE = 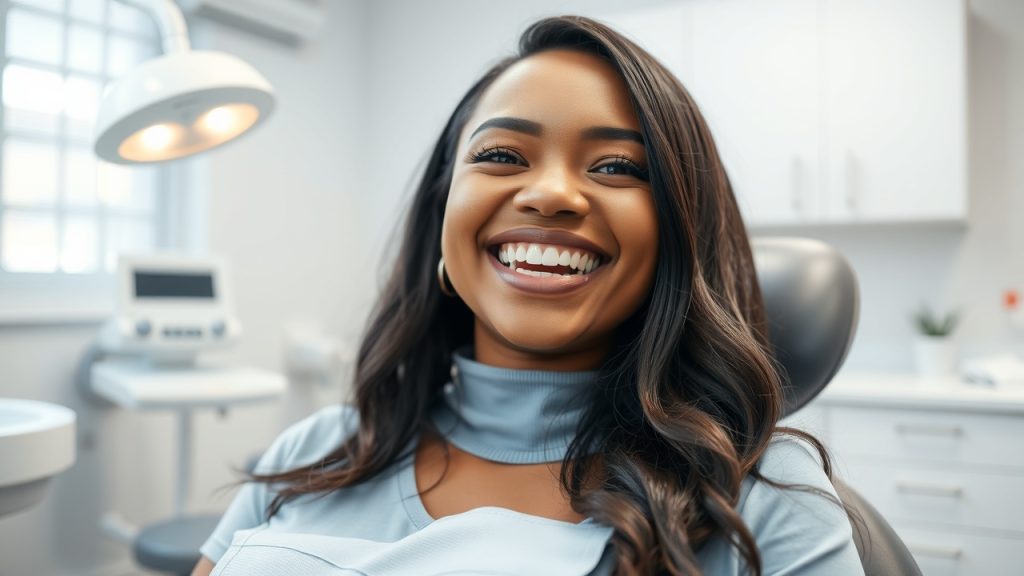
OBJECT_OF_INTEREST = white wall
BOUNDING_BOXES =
[1,0,1022,574]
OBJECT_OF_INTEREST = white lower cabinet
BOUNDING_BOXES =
[789,384,1024,574]
[841,457,1022,535]
[892,523,1023,576]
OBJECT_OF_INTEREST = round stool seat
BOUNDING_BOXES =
[134,514,221,575]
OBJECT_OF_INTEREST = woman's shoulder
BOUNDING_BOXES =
[741,433,839,515]
[254,403,361,473]
[755,434,831,486]
[730,433,864,575]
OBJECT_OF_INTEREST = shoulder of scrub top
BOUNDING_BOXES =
[252,403,361,475]
[736,433,865,576]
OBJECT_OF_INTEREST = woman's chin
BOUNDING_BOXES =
[488,323,590,355]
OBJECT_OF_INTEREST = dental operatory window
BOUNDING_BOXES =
[0,0,166,276]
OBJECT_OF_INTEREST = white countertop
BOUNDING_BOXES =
[817,373,1024,415]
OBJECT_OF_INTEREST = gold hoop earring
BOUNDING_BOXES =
[437,257,456,297]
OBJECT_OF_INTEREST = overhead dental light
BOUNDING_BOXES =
[94,0,275,164]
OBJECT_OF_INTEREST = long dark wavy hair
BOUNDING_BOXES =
[243,15,855,576]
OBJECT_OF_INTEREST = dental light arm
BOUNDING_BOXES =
[115,0,191,54]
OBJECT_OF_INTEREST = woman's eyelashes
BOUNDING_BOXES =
[467,146,527,166]
[591,156,649,181]
[466,145,649,182]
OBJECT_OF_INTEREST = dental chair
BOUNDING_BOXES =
[752,236,922,576]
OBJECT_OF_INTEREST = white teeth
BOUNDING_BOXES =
[526,245,543,265]
[515,244,527,262]
[515,268,573,278]
[495,242,604,275]
[541,247,559,266]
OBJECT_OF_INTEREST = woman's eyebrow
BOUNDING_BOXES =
[470,117,542,139]
[469,117,644,144]
[581,126,644,144]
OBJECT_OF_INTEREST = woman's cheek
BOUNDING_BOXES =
[614,192,659,301]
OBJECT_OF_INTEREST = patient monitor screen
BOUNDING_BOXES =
[134,271,215,299]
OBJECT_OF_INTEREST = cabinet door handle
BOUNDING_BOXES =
[896,481,964,498]
[906,542,963,560]
[844,150,859,212]
[895,424,964,437]
[790,155,803,214]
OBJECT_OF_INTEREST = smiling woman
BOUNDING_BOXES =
[193,15,864,576]
[442,48,658,371]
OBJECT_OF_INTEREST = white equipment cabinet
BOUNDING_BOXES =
[83,254,287,574]
[784,376,1024,575]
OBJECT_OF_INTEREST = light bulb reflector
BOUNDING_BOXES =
[196,103,260,140]
[139,123,179,151]
[115,103,261,162]
[119,122,186,161]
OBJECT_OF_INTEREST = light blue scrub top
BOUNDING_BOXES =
[201,351,864,575]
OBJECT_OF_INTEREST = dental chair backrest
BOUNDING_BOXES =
[751,236,923,576]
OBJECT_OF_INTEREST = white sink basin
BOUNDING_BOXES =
[0,399,76,517]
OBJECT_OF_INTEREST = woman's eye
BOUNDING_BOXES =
[592,159,649,181]
[471,148,524,166]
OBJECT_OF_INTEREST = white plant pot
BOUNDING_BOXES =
[914,335,957,379]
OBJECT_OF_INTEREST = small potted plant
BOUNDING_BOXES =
[911,303,961,379]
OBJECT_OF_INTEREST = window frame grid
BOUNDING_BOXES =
[0,0,170,277]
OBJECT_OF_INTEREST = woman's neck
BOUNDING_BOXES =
[430,344,605,464]
[472,320,611,371]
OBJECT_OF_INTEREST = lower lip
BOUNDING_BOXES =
[487,250,606,295]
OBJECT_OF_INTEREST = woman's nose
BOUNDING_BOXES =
[512,164,591,218]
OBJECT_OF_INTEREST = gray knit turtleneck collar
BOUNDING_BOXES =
[429,345,602,464]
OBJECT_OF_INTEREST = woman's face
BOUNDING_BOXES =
[441,49,659,371]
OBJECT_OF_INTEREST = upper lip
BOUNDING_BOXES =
[485,227,611,260]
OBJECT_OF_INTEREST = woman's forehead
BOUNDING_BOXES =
[463,49,640,141]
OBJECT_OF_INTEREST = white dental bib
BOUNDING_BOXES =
[206,347,618,576]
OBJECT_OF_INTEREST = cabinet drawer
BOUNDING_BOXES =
[828,406,1024,469]
[841,458,1024,534]
[893,522,1024,576]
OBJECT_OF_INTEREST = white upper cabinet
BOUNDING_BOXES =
[688,0,821,226]
[822,0,967,223]
[596,0,967,227]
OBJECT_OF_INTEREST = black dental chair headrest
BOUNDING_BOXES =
[751,237,860,416]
